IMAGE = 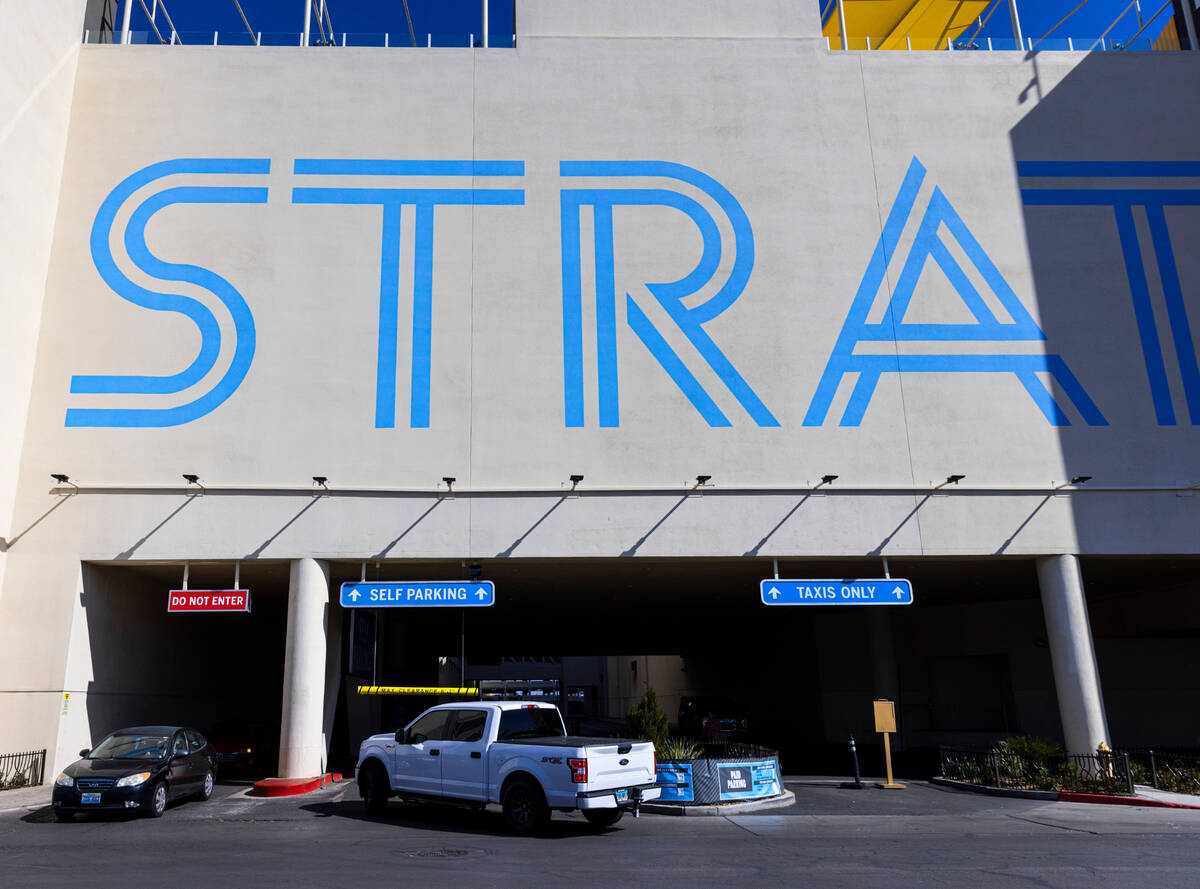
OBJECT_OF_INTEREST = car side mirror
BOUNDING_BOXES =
[394,729,407,744]
[79,748,90,758]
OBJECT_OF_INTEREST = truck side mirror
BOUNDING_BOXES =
[79,748,90,758]
[394,729,407,744]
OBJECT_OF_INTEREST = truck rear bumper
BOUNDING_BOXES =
[576,783,661,809]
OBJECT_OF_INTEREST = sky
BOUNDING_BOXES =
[115,1,1172,47]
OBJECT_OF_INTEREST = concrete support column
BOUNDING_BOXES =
[279,558,329,778]
[1037,555,1109,756]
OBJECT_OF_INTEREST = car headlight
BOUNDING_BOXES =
[245,747,253,754]
[55,773,74,788]
[115,772,152,788]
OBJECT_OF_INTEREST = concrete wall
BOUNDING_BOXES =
[0,0,86,612]
[3,9,1200,765]
[518,0,820,39]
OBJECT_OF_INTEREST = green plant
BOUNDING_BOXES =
[628,688,668,747]
[657,737,702,761]
[994,735,1065,762]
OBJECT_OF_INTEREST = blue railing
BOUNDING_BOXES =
[83,30,515,49]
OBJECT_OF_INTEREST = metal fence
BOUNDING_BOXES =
[1122,748,1200,795]
[940,746,1135,796]
[0,750,46,791]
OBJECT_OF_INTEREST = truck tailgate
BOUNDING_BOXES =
[582,741,655,790]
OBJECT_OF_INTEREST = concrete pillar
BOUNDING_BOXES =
[1037,555,1109,756]
[278,558,329,777]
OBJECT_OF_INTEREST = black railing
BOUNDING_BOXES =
[1122,748,1200,795]
[940,746,1135,796]
[0,749,46,790]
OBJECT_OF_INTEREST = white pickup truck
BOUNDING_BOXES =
[355,701,659,832]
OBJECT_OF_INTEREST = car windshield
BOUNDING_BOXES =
[496,708,566,741]
[88,733,171,760]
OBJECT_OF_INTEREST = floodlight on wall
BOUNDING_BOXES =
[1056,475,1093,490]
[442,477,456,492]
[694,475,712,488]
[817,474,839,487]
[50,473,79,491]
[934,474,965,489]
[182,474,204,491]
[569,474,584,490]
[312,476,328,489]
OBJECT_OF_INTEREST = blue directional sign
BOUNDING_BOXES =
[760,579,913,606]
[340,581,495,608]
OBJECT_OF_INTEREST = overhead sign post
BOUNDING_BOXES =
[760,579,913,606]
[339,581,496,608]
[168,590,251,613]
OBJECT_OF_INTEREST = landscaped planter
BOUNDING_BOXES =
[656,745,783,805]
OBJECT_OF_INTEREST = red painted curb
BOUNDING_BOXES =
[250,773,343,798]
[1058,792,1200,810]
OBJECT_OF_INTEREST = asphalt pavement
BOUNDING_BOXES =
[2,777,1199,888]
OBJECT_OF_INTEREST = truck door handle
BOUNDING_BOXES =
[470,752,482,759]
[429,749,440,756]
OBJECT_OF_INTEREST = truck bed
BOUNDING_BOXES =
[498,735,650,749]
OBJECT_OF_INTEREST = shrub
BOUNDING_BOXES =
[657,737,702,761]
[628,688,669,747]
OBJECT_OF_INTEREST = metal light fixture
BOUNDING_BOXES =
[50,473,79,491]
[442,476,456,491]
[1070,476,1092,485]
[819,474,839,486]
[312,476,328,489]
[934,474,965,490]
[694,475,712,488]
[569,474,584,489]
[182,473,204,489]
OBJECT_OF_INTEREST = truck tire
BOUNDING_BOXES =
[361,763,390,817]
[582,808,623,829]
[502,776,549,834]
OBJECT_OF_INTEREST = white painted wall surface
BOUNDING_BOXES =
[0,0,86,605]
[2,6,1200,765]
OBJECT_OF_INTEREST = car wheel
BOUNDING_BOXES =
[362,764,389,817]
[502,777,549,834]
[146,781,168,818]
[198,770,214,801]
[582,808,623,829]
[54,811,73,822]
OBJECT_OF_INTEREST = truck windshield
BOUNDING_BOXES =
[496,707,566,740]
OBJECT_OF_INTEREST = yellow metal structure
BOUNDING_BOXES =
[822,0,993,50]
[356,685,479,696]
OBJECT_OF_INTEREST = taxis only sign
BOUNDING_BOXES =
[760,579,913,606]
[168,590,251,613]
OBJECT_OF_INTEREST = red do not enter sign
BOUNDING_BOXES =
[168,590,251,613]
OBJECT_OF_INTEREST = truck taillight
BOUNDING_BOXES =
[568,758,588,783]
[653,751,657,776]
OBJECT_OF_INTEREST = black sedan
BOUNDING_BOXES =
[52,726,218,820]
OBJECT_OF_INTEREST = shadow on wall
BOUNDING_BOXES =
[81,563,288,743]
[1010,49,1200,746]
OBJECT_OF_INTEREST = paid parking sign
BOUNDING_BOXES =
[760,579,913,606]
[340,581,495,608]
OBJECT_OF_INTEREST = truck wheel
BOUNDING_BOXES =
[362,764,390,817]
[583,808,623,829]
[502,777,549,834]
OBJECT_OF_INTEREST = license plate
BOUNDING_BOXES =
[81,793,101,804]
[613,789,629,803]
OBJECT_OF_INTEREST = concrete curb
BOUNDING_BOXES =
[641,790,795,816]
[932,776,1200,809]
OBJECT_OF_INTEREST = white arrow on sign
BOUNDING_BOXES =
[892,586,905,599]
[476,589,488,600]
[767,587,782,600]
[348,590,361,602]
